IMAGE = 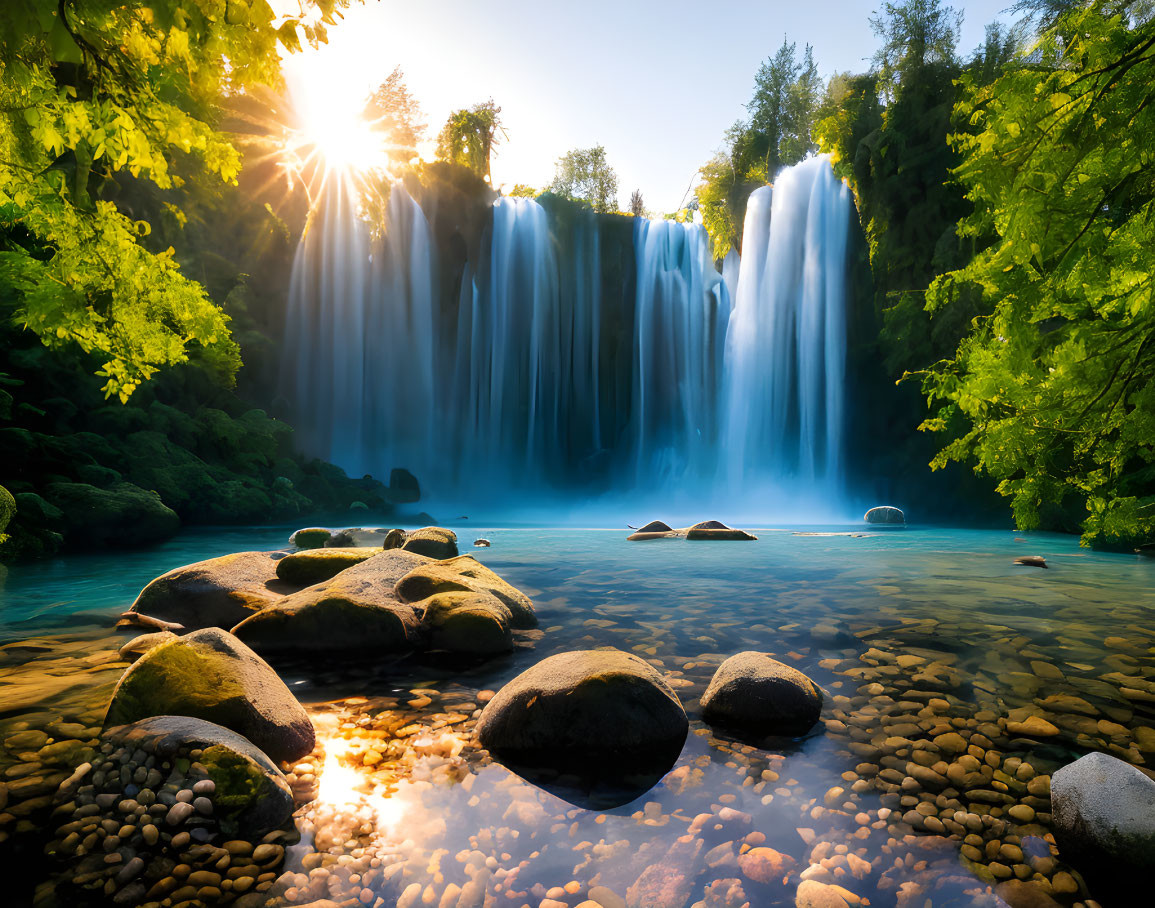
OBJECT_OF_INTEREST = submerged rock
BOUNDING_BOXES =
[627,520,677,541]
[1014,555,1048,569]
[700,652,823,737]
[395,554,537,628]
[103,716,294,835]
[274,547,378,585]
[289,527,332,549]
[864,506,905,526]
[419,591,513,654]
[476,649,687,775]
[402,525,459,559]
[1052,751,1155,872]
[232,549,427,657]
[104,627,315,763]
[685,520,757,541]
[125,550,296,631]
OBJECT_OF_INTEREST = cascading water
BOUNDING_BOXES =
[281,154,855,519]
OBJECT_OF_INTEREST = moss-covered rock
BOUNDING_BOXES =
[395,554,537,628]
[290,527,332,549]
[418,591,513,654]
[231,549,428,657]
[104,627,315,763]
[127,550,298,631]
[0,484,14,540]
[274,547,377,585]
[401,526,459,559]
[44,481,180,548]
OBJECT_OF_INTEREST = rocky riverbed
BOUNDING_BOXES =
[0,525,1152,907]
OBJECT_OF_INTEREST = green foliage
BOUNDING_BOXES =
[508,183,538,198]
[549,145,619,213]
[919,3,1155,547]
[436,100,503,183]
[870,0,962,96]
[0,0,345,401]
[365,65,424,164]
[628,189,645,218]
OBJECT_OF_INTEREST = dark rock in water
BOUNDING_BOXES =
[389,468,421,503]
[274,547,377,585]
[103,716,294,835]
[700,652,823,737]
[402,525,458,559]
[627,520,677,541]
[420,591,513,654]
[864,505,905,525]
[1014,555,1048,569]
[44,481,180,548]
[104,627,315,764]
[383,528,407,549]
[233,549,427,658]
[290,527,332,549]
[476,649,687,787]
[1052,751,1155,873]
[685,520,757,541]
[326,529,356,547]
[474,537,491,547]
[126,551,296,631]
[395,554,537,628]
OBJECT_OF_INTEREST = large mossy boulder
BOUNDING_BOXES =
[274,547,378,585]
[700,652,823,737]
[0,484,14,539]
[395,554,537,628]
[290,527,332,549]
[401,526,459,559]
[104,627,315,763]
[127,550,297,631]
[419,591,513,654]
[44,481,180,548]
[1052,752,1155,873]
[232,549,428,657]
[476,649,688,775]
[103,716,294,835]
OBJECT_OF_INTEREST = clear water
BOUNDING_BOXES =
[2,525,1153,906]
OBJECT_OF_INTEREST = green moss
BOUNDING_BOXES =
[200,744,269,833]
[275,547,376,585]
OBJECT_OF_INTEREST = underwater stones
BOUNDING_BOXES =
[102,716,293,835]
[401,526,459,559]
[395,554,537,628]
[700,652,823,737]
[418,591,513,654]
[685,520,757,541]
[1052,751,1155,872]
[627,520,677,541]
[738,846,796,884]
[232,550,427,657]
[1014,555,1048,569]
[274,547,378,585]
[126,550,295,631]
[476,649,687,774]
[863,506,905,526]
[1005,716,1060,738]
[104,627,314,763]
[290,527,332,549]
[44,480,181,549]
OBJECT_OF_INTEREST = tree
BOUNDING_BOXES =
[436,100,504,183]
[549,145,619,213]
[918,3,1155,547]
[869,0,963,96]
[508,183,538,198]
[748,39,822,176]
[365,66,424,163]
[0,1,344,401]
[629,189,645,218]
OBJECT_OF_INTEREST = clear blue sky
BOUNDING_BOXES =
[282,0,1019,212]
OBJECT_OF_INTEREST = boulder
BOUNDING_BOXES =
[685,520,757,541]
[700,652,823,737]
[0,483,14,538]
[104,627,315,763]
[389,468,421,503]
[402,526,459,559]
[290,527,332,549]
[419,591,513,654]
[864,506,905,526]
[275,547,378,585]
[117,630,178,662]
[232,549,428,657]
[44,481,180,548]
[383,528,406,550]
[126,550,297,631]
[627,520,677,541]
[395,554,537,628]
[476,649,688,774]
[103,716,294,835]
[1052,751,1155,871]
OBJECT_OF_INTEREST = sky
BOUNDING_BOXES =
[277,0,1020,213]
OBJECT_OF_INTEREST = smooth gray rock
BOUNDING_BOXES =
[700,651,823,736]
[1052,751,1155,871]
[864,506,905,525]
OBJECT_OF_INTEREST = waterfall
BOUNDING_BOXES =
[281,155,854,518]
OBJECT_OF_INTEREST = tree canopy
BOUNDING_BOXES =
[436,100,504,184]
[549,145,619,213]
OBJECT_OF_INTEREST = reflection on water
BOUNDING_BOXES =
[1,525,1152,906]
